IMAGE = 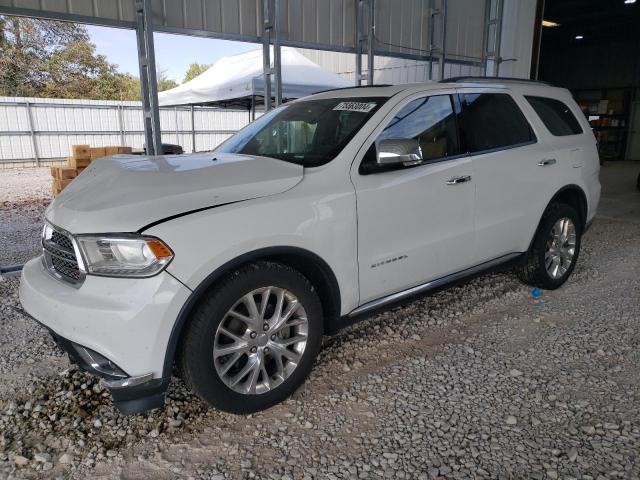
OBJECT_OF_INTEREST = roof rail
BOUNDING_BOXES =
[442,76,553,86]
[314,84,393,94]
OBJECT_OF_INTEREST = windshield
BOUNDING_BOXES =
[215,97,387,167]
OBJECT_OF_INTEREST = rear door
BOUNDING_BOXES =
[457,89,553,262]
[351,90,475,304]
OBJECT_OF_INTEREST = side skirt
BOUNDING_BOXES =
[330,252,523,332]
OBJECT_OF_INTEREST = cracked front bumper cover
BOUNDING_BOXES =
[48,329,169,415]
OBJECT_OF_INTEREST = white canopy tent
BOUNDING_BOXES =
[158,47,352,112]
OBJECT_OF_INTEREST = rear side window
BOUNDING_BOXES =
[460,93,535,153]
[525,96,583,136]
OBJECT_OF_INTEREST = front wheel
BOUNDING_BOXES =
[179,261,323,414]
[517,203,582,290]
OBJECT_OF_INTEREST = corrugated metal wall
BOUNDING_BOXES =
[298,49,483,84]
[1,0,487,58]
[0,97,250,163]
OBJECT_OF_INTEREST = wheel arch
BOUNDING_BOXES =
[162,246,342,378]
[548,184,588,229]
[526,184,588,253]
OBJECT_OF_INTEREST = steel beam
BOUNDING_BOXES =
[135,0,162,155]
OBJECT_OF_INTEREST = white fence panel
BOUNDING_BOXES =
[0,97,251,165]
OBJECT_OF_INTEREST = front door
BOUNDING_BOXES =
[351,92,475,305]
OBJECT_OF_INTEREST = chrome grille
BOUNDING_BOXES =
[42,224,84,285]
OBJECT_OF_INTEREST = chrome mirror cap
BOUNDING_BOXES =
[376,138,424,167]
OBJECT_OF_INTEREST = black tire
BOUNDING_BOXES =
[517,203,582,290]
[179,261,323,414]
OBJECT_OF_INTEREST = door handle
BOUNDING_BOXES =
[538,158,557,166]
[446,175,471,185]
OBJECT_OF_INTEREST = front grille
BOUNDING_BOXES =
[43,225,83,284]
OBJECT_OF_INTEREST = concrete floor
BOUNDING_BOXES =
[597,160,640,223]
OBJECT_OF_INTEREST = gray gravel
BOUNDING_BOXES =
[0,168,639,479]
[0,168,52,266]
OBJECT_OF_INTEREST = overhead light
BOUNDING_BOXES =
[575,35,584,40]
[542,20,561,27]
[624,0,636,4]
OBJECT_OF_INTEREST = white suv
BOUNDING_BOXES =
[20,79,600,414]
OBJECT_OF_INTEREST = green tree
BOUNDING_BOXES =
[156,68,179,92]
[0,16,88,97]
[0,15,140,100]
[183,62,210,82]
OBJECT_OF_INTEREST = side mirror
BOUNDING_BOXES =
[376,138,424,167]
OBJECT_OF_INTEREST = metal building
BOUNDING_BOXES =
[0,0,539,155]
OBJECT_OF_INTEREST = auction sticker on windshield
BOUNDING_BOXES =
[333,102,377,113]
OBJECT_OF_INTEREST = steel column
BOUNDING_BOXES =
[367,0,375,85]
[428,0,447,81]
[190,105,196,152]
[262,0,273,111]
[483,0,504,77]
[355,0,363,86]
[251,95,256,121]
[438,0,447,81]
[493,0,504,77]
[273,0,283,106]
[174,107,180,145]
[117,105,125,146]
[25,101,40,166]
[135,0,162,155]
[356,0,374,86]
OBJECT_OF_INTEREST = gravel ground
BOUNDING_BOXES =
[0,168,52,266]
[0,168,639,479]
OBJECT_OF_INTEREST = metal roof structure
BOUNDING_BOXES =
[0,0,506,155]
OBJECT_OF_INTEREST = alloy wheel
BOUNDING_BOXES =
[544,217,576,279]
[213,286,308,395]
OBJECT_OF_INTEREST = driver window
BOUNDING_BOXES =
[376,94,460,163]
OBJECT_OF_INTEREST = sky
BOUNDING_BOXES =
[86,25,257,83]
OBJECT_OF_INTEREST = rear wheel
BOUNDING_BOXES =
[517,203,582,290]
[179,261,323,414]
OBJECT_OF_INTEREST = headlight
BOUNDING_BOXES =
[75,234,173,278]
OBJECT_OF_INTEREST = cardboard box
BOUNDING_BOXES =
[90,147,106,160]
[52,180,61,196]
[68,156,91,169]
[53,177,73,193]
[50,166,59,178]
[57,166,77,180]
[71,144,91,160]
[59,178,73,189]
[105,146,120,156]
[117,146,132,154]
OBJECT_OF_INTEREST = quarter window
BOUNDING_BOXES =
[525,96,583,136]
[376,94,460,162]
[460,93,535,153]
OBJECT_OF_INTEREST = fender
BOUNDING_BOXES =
[526,184,588,253]
[161,246,341,378]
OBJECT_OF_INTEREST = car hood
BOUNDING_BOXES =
[46,152,304,233]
